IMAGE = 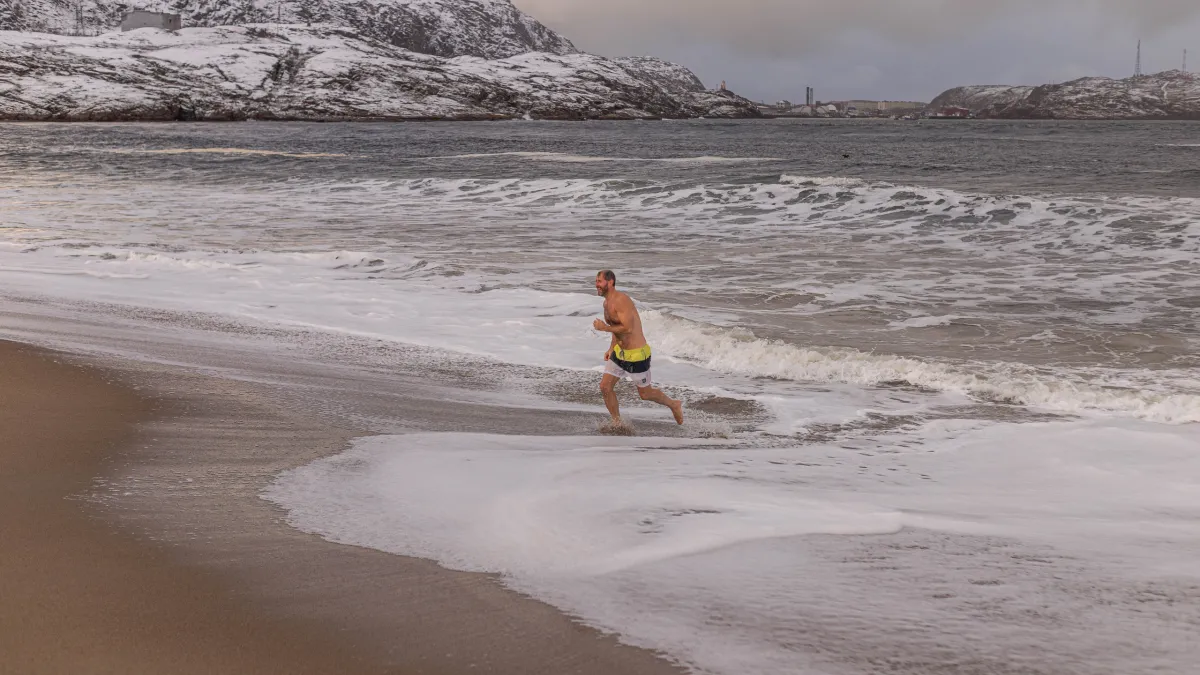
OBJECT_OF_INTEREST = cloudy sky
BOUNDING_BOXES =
[515,0,1200,103]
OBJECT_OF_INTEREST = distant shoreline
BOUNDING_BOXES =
[0,113,733,122]
[3,115,1198,123]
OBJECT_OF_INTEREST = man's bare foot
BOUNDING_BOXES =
[669,399,684,425]
[599,418,635,435]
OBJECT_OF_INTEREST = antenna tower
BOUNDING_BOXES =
[1135,40,1142,79]
[1184,49,1188,72]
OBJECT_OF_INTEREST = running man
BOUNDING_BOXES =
[592,270,684,426]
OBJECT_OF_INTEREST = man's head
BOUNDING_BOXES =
[595,269,616,296]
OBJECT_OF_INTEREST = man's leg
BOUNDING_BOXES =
[637,385,684,425]
[600,373,622,423]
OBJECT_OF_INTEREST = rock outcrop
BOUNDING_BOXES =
[929,71,1200,120]
[609,56,705,94]
[927,84,1034,114]
[0,25,761,120]
[0,0,576,59]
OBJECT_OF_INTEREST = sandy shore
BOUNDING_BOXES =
[0,339,684,675]
[0,341,400,674]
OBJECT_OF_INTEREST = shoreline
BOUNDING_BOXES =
[0,340,393,674]
[0,113,720,122]
[7,116,1200,125]
[0,337,686,674]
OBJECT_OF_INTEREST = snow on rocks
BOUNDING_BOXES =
[0,25,760,120]
[0,0,575,59]
[926,84,1035,114]
[930,71,1200,120]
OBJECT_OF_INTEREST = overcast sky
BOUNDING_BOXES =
[514,0,1200,103]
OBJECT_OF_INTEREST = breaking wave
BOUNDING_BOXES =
[645,311,1200,424]
[420,152,784,163]
[348,174,1200,259]
[112,148,348,158]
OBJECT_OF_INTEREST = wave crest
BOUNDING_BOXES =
[645,311,1200,424]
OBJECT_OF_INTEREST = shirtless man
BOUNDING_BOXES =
[592,270,684,426]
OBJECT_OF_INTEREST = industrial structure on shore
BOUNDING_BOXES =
[754,95,927,119]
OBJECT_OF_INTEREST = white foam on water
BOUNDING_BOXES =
[781,175,868,188]
[112,148,349,157]
[420,152,783,163]
[6,173,1199,277]
[0,242,1196,424]
[2,170,1199,426]
[644,311,1200,423]
[886,314,961,329]
[263,419,1200,675]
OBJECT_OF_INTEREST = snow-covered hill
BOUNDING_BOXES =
[0,0,575,58]
[610,56,705,94]
[927,84,1034,113]
[929,71,1200,119]
[0,25,759,120]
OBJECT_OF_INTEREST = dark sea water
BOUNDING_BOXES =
[5,118,1200,193]
[2,119,1199,675]
[4,119,1198,377]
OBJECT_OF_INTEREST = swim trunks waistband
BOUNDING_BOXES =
[611,344,652,375]
[612,344,651,362]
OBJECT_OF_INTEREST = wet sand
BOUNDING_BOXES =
[0,339,684,675]
[0,341,397,674]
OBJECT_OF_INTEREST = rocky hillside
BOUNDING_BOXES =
[929,71,1200,119]
[927,84,1034,112]
[610,56,705,94]
[0,0,576,58]
[0,25,760,120]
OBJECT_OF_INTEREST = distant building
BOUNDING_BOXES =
[930,106,971,119]
[120,10,182,32]
[829,100,926,115]
[719,80,727,91]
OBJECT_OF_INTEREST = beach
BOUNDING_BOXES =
[0,340,388,674]
[2,119,1199,675]
[0,337,690,674]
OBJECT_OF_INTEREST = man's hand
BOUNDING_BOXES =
[605,346,613,361]
[593,318,609,332]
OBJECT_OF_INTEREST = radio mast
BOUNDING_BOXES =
[1135,40,1142,79]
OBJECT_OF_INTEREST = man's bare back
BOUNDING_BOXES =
[592,270,683,426]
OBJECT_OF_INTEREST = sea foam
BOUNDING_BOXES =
[264,420,1200,675]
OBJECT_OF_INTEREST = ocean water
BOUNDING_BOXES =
[3,119,1199,674]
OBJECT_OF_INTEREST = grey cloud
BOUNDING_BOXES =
[513,0,1200,102]
[517,0,1200,57]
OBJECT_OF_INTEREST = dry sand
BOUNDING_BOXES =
[0,339,685,675]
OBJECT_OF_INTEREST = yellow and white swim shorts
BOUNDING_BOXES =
[605,343,653,388]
